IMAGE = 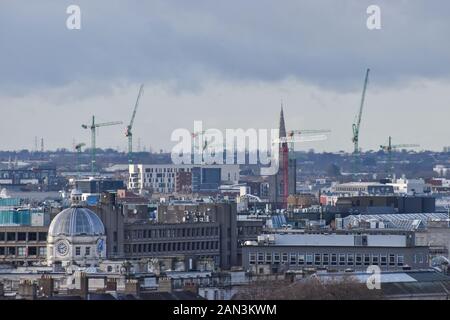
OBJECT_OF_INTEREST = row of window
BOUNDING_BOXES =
[248,252,419,267]
[144,178,174,184]
[146,173,176,178]
[124,241,219,254]
[145,167,191,173]
[0,246,46,257]
[73,246,93,256]
[125,227,219,240]
[0,232,47,242]
[237,226,262,236]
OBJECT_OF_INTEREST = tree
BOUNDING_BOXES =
[326,163,341,177]
[232,276,382,300]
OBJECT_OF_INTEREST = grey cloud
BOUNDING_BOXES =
[0,0,450,94]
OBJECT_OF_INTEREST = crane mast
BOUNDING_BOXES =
[380,136,419,175]
[82,115,123,174]
[126,84,144,164]
[352,68,370,154]
[75,142,86,177]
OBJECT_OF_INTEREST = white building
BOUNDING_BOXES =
[128,164,240,194]
[387,178,427,195]
[434,165,450,177]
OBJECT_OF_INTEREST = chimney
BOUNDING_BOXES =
[79,272,89,299]
[182,282,198,294]
[124,279,141,297]
[106,278,117,292]
[158,277,173,293]
[18,280,37,300]
[38,275,54,298]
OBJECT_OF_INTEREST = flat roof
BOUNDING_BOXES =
[255,233,408,247]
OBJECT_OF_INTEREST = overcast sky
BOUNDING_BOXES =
[0,1,449,153]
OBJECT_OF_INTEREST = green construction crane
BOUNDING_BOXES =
[82,116,122,174]
[75,142,86,177]
[380,136,419,175]
[352,68,370,154]
[126,84,144,164]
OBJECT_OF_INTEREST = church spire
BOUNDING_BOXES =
[279,102,287,138]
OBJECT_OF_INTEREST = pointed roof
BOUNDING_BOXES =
[279,103,287,138]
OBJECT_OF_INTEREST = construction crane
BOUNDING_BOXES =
[126,84,144,164]
[380,136,420,174]
[74,143,86,177]
[273,131,330,145]
[82,116,123,174]
[190,131,224,164]
[352,68,370,154]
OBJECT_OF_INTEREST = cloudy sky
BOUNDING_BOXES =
[0,0,449,153]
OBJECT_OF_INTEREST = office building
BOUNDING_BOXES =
[128,164,239,194]
[242,231,429,274]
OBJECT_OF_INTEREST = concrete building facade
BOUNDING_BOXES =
[128,164,240,194]
[242,232,429,274]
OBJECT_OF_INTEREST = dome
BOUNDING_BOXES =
[48,206,105,237]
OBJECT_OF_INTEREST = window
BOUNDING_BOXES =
[266,253,272,263]
[389,254,396,266]
[331,254,337,266]
[28,247,37,256]
[0,247,4,255]
[314,254,321,266]
[39,247,46,256]
[281,253,288,264]
[347,254,354,266]
[364,254,371,266]
[356,254,362,266]
[7,232,16,241]
[290,253,297,265]
[418,254,424,264]
[323,254,329,265]
[38,232,47,241]
[339,254,346,266]
[8,247,16,255]
[258,252,264,264]
[18,247,26,256]
[397,255,404,266]
[28,232,37,241]
[75,247,81,256]
[249,253,256,264]
[298,254,305,265]
[18,232,26,241]
[273,253,280,263]
[372,254,379,265]
[306,254,313,265]
[85,247,91,256]
[0,233,4,241]
[381,255,387,266]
